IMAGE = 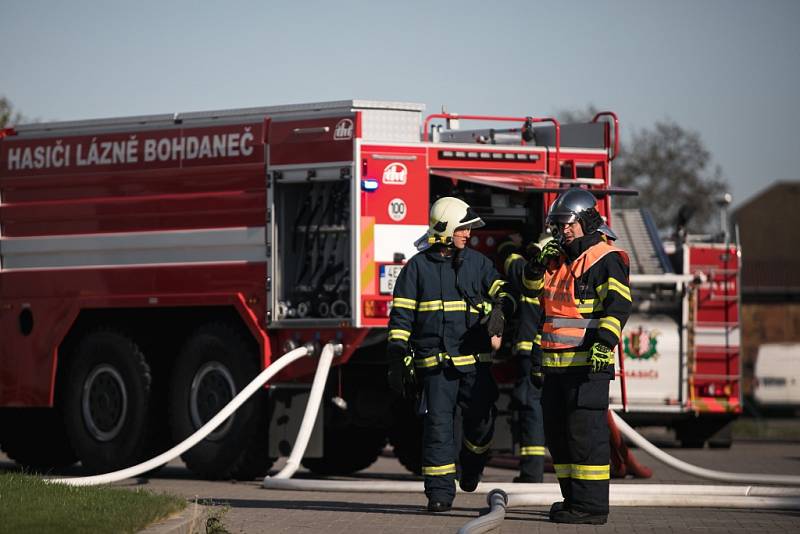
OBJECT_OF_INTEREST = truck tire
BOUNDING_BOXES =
[677,417,734,449]
[62,329,156,473]
[168,323,273,480]
[0,408,78,471]
[301,425,386,475]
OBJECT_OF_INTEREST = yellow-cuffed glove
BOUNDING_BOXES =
[590,342,615,373]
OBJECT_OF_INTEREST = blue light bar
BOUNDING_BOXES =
[361,178,379,191]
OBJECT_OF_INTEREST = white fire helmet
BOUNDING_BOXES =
[416,197,484,249]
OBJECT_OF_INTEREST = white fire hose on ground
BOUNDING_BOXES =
[610,411,800,485]
[50,344,319,486]
[47,338,800,525]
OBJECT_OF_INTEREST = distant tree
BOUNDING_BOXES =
[556,106,728,235]
[0,96,24,128]
[613,120,728,234]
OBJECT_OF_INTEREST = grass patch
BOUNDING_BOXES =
[0,472,186,534]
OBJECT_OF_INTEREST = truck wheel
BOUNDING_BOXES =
[0,409,78,471]
[168,323,273,480]
[389,404,423,475]
[301,425,386,475]
[62,330,155,473]
[677,417,734,449]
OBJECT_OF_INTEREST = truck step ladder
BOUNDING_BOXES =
[611,208,672,275]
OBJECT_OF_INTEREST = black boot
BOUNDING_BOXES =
[548,500,566,520]
[551,509,607,525]
[427,500,452,513]
[459,473,480,492]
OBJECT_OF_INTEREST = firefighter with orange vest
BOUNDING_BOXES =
[386,197,517,513]
[521,188,631,525]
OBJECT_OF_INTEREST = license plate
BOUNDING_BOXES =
[379,264,404,294]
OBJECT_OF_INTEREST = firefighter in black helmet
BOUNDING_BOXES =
[521,188,631,525]
[387,197,517,513]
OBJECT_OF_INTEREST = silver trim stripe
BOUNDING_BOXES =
[1,227,266,270]
[547,318,599,328]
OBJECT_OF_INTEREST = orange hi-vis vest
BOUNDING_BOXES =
[541,241,629,353]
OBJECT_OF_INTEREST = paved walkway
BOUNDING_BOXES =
[130,440,800,533]
[4,440,799,532]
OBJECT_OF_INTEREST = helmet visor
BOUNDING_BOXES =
[454,206,485,232]
[546,211,578,226]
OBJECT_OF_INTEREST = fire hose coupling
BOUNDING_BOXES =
[302,341,344,358]
[487,488,508,507]
[303,340,321,358]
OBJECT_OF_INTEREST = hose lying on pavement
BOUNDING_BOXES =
[458,490,508,534]
[264,478,800,500]
[457,488,800,534]
[611,411,800,486]
[266,401,800,534]
[49,345,316,487]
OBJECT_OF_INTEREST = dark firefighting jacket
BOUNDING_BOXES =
[388,245,516,373]
[520,233,631,378]
[497,238,543,360]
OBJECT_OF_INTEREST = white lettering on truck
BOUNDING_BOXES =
[6,127,256,171]
[7,142,72,170]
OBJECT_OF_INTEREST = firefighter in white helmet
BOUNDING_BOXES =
[520,188,631,525]
[387,196,517,513]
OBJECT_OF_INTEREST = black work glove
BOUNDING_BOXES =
[484,306,505,337]
[484,296,513,337]
[387,343,416,397]
[590,342,615,373]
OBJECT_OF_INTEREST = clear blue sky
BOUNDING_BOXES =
[2,0,798,208]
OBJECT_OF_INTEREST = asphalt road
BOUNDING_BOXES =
[4,437,799,533]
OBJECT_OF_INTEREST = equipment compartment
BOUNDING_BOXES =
[271,174,351,323]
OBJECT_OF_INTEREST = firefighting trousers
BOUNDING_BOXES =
[421,364,498,503]
[542,374,610,515]
[512,355,545,482]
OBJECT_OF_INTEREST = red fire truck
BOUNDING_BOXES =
[0,100,740,478]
